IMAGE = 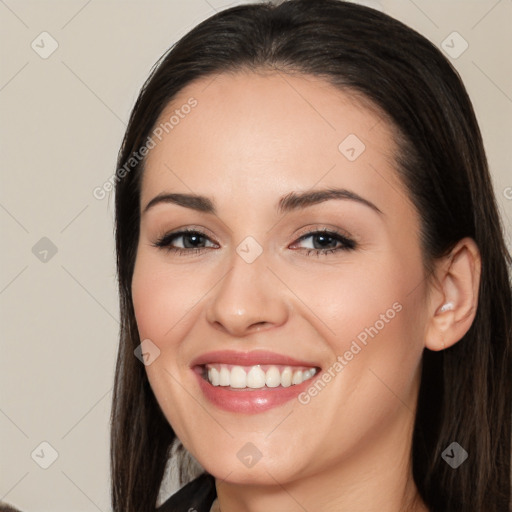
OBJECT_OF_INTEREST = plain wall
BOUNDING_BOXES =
[1,0,511,510]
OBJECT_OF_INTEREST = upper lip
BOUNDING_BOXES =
[190,350,320,368]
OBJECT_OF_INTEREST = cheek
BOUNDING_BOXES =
[131,252,204,344]
[305,252,426,404]
[130,252,202,425]
[131,274,173,344]
[336,259,426,396]
[289,261,425,440]
[297,254,421,348]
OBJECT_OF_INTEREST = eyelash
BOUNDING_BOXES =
[152,227,356,257]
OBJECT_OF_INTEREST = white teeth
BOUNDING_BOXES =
[230,366,247,388]
[265,366,281,388]
[247,366,266,388]
[205,363,318,389]
[209,367,220,386]
[219,366,230,386]
[292,370,303,385]
[280,367,292,387]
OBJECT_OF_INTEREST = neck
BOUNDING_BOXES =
[214,405,428,512]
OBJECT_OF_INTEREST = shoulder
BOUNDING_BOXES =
[156,472,217,512]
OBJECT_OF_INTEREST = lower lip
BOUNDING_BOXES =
[194,369,319,414]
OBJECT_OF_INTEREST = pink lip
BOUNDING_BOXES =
[190,350,318,368]
[190,350,320,414]
[194,372,318,414]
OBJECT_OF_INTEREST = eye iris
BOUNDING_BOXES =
[183,233,206,248]
[313,234,337,249]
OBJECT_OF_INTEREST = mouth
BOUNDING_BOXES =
[190,350,321,414]
[199,363,319,389]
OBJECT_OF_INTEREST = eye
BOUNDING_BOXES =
[290,229,356,256]
[153,229,218,254]
[152,227,356,257]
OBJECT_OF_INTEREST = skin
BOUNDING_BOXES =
[131,70,480,512]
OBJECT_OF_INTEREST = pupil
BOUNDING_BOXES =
[184,234,204,248]
[314,234,336,249]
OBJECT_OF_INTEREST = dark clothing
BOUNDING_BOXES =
[157,473,217,512]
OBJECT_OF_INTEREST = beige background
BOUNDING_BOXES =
[1,0,510,510]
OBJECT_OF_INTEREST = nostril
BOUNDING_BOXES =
[250,321,270,331]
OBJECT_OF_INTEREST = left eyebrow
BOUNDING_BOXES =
[277,188,383,215]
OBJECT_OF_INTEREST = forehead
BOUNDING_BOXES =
[141,70,409,213]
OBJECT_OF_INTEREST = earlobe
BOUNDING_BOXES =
[424,238,481,352]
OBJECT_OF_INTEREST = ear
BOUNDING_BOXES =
[424,237,481,351]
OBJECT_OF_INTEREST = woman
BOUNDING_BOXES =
[111,1,512,511]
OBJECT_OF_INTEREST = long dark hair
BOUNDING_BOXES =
[111,1,512,510]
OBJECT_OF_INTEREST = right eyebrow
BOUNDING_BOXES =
[142,193,215,215]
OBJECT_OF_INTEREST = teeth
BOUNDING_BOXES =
[230,366,247,388]
[205,364,317,389]
[247,366,266,388]
[219,366,230,386]
[208,367,220,386]
[265,366,281,388]
[292,370,303,385]
[281,367,292,387]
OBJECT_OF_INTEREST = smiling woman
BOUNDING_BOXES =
[110,1,511,512]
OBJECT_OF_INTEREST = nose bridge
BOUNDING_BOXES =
[206,240,289,335]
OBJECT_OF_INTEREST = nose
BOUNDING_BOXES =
[205,249,290,337]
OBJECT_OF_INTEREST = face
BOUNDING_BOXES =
[131,71,429,487]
